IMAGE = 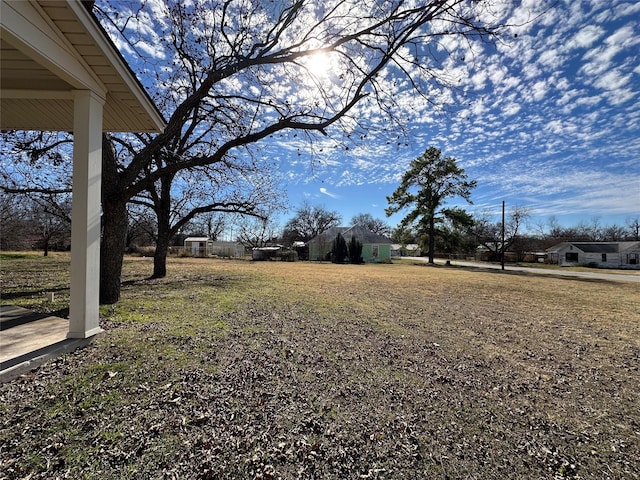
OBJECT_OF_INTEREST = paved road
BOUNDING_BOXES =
[403,257,640,283]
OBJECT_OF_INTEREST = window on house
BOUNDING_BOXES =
[565,252,578,262]
[602,253,607,262]
[372,245,379,257]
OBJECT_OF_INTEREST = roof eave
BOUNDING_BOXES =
[68,0,165,132]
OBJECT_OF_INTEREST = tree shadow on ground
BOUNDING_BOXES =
[0,286,70,302]
[435,263,624,286]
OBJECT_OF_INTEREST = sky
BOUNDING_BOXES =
[262,1,640,232]
[101,0,640,235]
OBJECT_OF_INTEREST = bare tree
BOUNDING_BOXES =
[536,215,639,245]
[627,217,640,241]
[586,217,604,241]
[474,206,529,261]
[4,1,511,303]
[28,196,72,256]
[602,224,628,242]
[0,192,31,250]
[126,204,157,250]
[0,131,73,196]
[350,213,391,237]
[283,202,342,243]
[0,185,72,255]
[236,216,280,249]
[130,156,283,277]
[189,213,227,241]
[0,132,74,252]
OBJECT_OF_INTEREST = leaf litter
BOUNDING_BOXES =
[1,257,639,479]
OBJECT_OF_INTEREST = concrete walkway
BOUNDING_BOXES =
[0,305,95,382]
[404,258,640,283]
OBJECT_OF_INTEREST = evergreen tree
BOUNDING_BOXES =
[386,147,476,264]
[348,236,363,264]
[332,233,348,263]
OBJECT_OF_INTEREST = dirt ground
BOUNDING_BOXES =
[1,255,639,479]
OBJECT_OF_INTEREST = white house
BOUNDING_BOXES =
[1,0,165,338]
[546,242,640,269]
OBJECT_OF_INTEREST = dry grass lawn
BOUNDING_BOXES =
[1,253,639,479]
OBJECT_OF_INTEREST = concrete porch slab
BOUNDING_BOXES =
[0,305,96,382]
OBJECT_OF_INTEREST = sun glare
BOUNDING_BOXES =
[303,51,333,78]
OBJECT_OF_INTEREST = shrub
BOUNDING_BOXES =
[278,250,298,262]
[348,236,363,264]
[332,233,348,263]
[128,245,156,257]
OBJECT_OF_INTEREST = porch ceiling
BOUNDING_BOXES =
[0,0,164,133]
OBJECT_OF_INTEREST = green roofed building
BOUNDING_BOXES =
[307,225,392,262]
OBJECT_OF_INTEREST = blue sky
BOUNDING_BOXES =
[261,1,640,231]
[103,1,639,234]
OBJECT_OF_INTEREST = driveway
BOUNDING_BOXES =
[403,257,640,283]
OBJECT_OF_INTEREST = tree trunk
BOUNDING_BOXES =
[428,215,435,264]
[99,134,129,305]
[152,220,170,278]
[151,174,174,279]
[100,198,128,304]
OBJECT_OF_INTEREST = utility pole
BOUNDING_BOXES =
[501,200,505,271]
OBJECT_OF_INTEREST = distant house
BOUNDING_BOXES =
[307,226,392,262]
[391,244,421,257]
[546,242,640,269]
[184,237,214,256]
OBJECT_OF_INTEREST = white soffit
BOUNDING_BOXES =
[0,0,165,133]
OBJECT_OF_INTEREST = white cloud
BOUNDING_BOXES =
[567,25,605,49]
[502,102,521,117]
[594,70,632,91]
[575,95,603,107]
[469,69,489,90]
[531,80,548,101]
[537,47,563,68]
[485,64,508,87]
[520,63,540,81]
[605,24,638,49]
[615,1,640,18]
[319,187,340,198]
[606,88,637,106]
[580,43,621,77]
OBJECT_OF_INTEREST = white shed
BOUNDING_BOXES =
[184,237,214,256]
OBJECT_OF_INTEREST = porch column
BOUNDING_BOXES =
[68,90,104,338]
